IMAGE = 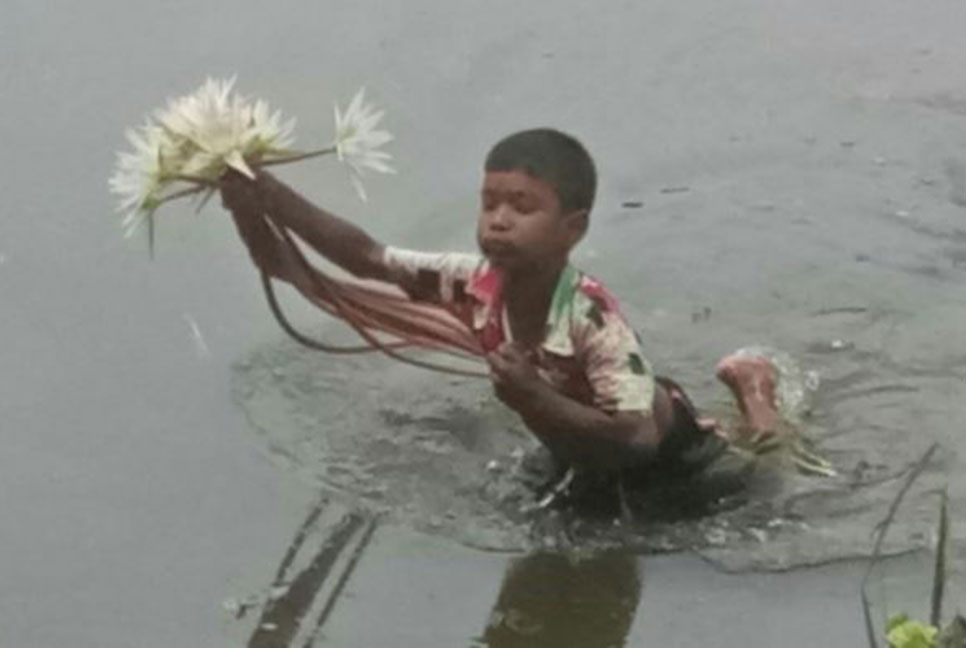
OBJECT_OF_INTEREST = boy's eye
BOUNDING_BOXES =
[481,193,538,214]
[481,192,501,211]
[512,197,537,214]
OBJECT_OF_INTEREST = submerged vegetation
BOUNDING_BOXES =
[861,445,964,648]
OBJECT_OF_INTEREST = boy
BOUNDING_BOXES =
[220,128,779,500]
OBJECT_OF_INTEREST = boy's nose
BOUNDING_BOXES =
[488,206,512,230]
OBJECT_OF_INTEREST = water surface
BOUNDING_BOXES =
[5,0,966,645]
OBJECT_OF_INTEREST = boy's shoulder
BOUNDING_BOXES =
[556,264,631,326]
[541,264,641,358]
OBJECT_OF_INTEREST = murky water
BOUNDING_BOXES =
[6,0,966,645]
[233,322,961,572]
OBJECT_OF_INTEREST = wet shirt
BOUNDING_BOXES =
[383,247,656,414]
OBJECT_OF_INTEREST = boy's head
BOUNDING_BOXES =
[478,128,597,273]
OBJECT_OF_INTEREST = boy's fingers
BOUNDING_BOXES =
[494,342,528,366]
[229,206,263,245]
[219,169,261,210]
[227,207,281,272]
[486,352,511,381]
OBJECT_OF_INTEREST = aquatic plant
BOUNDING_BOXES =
[886,613,966,648]
[887,614,938,648]
[109,78,394,252]
[333,87,395,202]
[860,448,963,648]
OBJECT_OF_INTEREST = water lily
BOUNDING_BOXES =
[249,97,297,158]
[155,76,295,181]
[109,121,172,237]
[111,78,394,246]
[333,87,395,201]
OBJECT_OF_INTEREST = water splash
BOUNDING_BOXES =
[730,345,820,422]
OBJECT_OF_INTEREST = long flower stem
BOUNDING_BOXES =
[257,147,336,168]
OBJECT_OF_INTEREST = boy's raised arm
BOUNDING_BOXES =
[221,170,391,283]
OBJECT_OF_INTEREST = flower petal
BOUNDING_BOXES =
[225,149,255,179]
[349,171,368,203]
[331,87,394,201]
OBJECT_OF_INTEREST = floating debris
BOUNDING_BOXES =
[222,597,242,615]
[704,527,729,546]
[222,594,260,619]
[268,584,290,601]
[746,528,768,543]
[690,306,712,323]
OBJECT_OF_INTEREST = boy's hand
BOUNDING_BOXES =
[486,342,543,408]
[220,170,283,276]
[219,168,267,213]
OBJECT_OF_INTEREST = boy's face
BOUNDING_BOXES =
[477,170,586,274]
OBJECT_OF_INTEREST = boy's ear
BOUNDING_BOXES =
[564,209,589,245]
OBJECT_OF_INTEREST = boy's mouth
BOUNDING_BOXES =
[480,239,517,259]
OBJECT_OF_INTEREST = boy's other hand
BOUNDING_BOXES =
[487,342,543,407]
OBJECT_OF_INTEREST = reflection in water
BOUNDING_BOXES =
[244,499,378,648]
[480,552,642,648]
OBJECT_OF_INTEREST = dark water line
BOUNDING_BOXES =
[829,384,922,403]
[930,488,948,627]
[301,515,379,648]
[810,306,870,316]
[272,500,328,587]
[248,511,367,648]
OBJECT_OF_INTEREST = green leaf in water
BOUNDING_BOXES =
[887,614,939,648]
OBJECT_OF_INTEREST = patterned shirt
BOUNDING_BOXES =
[384,247,656,414]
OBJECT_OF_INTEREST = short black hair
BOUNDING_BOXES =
[484,128,597,213]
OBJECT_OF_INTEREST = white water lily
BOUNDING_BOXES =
[111,77,299,242]
[333,88,395,201]
[155,76,295,181]
[109,121,173,237]
[249,98,297,158]
[111,78,394,248]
